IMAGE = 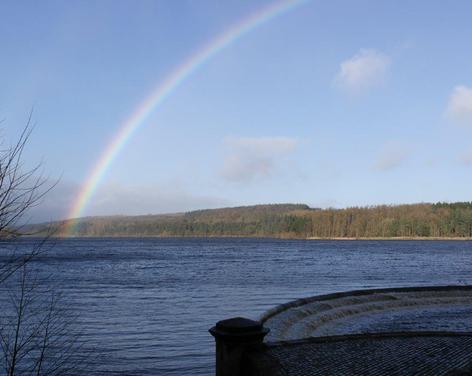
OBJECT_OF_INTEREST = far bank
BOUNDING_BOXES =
[24,202,472,239]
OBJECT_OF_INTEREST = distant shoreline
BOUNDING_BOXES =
[35,234,472,241]
[307,236,472,241]
[25,202,472,240]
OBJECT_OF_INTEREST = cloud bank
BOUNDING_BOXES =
[373,143,410,171]
[335,49,391,94]
[219,137,298,182]
[446,85,472,127]
[28,180,230,222]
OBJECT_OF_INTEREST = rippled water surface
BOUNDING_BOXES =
[1,238,472,375]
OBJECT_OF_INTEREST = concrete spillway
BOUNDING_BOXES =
[260,286,472,342]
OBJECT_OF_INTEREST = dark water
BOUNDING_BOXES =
[1,238,472,375]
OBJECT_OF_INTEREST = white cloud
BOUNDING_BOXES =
[373,143,410,171]
[335,49,391,94]
[29,180,230,222]
[27,180,79,223]
[90,182,229,216]
[219,137,298,183]
[460,152,472,166]
[446,85,472,127]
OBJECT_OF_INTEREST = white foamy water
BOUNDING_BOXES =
[262,288,472,340]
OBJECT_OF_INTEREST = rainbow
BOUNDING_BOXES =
[66,0,309,234]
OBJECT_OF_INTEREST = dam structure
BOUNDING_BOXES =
[210,285,472,375]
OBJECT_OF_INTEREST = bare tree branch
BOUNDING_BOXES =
[0,116,86,375]
[0,112,56,239]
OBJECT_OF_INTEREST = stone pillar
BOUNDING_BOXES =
[209,317,269,376]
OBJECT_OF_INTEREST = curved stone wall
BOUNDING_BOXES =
[260,285,472,342]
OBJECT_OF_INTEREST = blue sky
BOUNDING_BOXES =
[2,0,472,221]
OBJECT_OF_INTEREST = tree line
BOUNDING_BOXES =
[32,202,472,238]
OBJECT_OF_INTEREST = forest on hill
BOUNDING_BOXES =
[29,202,472,238]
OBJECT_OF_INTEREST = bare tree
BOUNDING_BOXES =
[0,264,82,376]
[0,113,53,238]
[0,117,83,375]
[0,112,58,281]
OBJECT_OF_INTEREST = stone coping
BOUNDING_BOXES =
[263,330,472,348]
[246,331,472,376]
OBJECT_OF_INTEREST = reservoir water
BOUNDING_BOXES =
[1,238,472,375]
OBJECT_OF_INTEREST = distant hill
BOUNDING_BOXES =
[25,202,472,239]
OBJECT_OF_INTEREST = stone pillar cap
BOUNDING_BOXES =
[210,317,269,341]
